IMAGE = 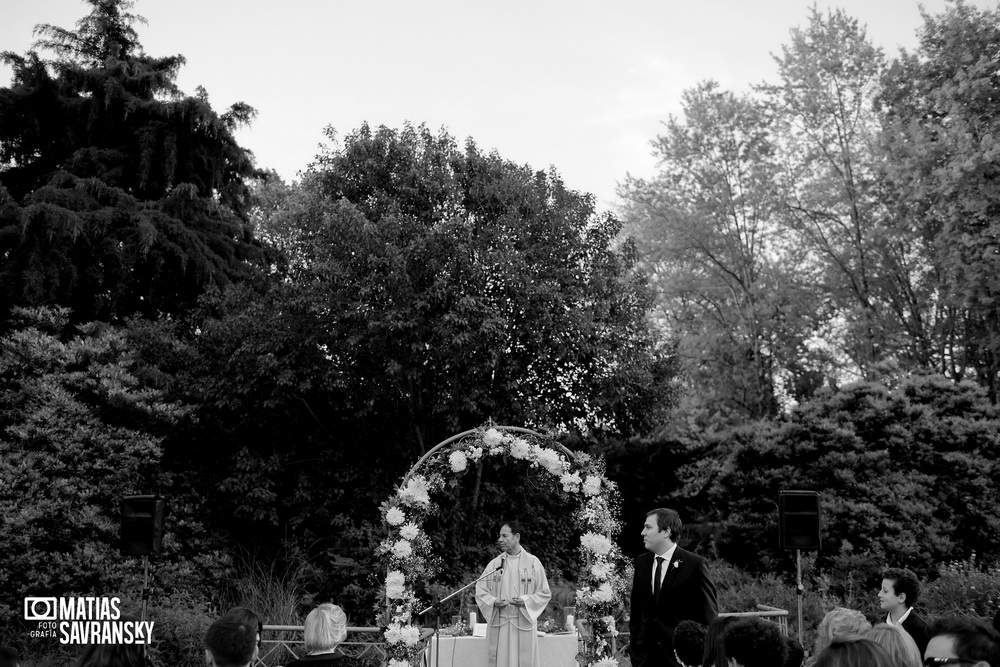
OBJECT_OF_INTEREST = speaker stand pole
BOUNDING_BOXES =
[141,554,150,622]
[796,548,804,647]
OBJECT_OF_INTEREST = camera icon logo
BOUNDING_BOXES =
[24,597,58,621]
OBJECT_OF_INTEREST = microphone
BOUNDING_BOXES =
[497,553,506,572]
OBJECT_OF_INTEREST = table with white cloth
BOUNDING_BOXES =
[423,633,579,667]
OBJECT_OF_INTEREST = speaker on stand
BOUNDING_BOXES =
[121,496,166,622]
[779,490,821,648]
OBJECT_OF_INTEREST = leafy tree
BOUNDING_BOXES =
[691,374,1000,587]
[0,307,225,632]
[0,0,267,324]
[879,1,1000,398]
[621,81,826,420]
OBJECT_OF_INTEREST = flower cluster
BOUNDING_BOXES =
[378,424,626,667]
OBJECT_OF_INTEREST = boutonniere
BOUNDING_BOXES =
[673,559,682,569]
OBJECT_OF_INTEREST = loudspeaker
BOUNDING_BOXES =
[779,490,821,551]
[121,496,166,556]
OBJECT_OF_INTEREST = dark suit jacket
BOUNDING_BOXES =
[628,547,718,667]
[901,610,931,657]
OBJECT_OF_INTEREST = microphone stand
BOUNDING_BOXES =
[417,561,505,667]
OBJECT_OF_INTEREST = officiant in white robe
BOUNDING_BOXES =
[475,521,552,667]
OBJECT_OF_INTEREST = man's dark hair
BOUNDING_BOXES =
[205,613,257,667]
[723,618,789,667]
[673,620,706,667]
[783,636,805,667]
[646,508,682,541]
[883,567,921,608]
[928,617,1000,666]
[0,646,18,667]
[501,520,522,538]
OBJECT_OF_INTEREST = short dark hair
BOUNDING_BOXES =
[703,615,741,667]
[723,617,788,667]
[784,636,805,667]
[673,620,706,667]
[883,568,921,607]
[501,520,522,538]
[928,617,1000,666]
[205,613,258,667]
[646,508,682,540]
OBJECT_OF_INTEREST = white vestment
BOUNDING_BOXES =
[475,549,552,667]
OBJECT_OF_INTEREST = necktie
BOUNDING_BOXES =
[653,556,664,600]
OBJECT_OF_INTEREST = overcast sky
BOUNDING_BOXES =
[2,0,997,212]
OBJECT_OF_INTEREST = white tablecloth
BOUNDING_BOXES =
[424,633,578,667]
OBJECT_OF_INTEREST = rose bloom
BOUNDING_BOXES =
[468,446,483,461]
[386,507,405,526]
[591,562,614,580]
[449,450,468,472]
[399,476,430,506]
[535,448,565,475]
[582,475,602,496]
[592,582,614,603]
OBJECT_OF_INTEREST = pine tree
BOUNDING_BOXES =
[0,0,267,323]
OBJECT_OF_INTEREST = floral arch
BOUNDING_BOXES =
[377,424,629,667]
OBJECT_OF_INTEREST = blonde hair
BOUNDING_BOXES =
[864,623,922,667]
[814,607,872,656]
[304,603,348,652]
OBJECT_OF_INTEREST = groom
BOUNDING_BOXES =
[629,508,718,667]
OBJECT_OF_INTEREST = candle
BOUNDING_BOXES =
[469,612,477,628]
[566,614,575,631]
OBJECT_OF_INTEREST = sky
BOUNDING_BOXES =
[2,0,997,213]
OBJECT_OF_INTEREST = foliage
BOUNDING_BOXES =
[686,374,1000,585]
[0,0,268,323]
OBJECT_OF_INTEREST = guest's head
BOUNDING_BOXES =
[643,508,682,554]
[926,617,1000,667]
[864,623,922,667]
[703,615,740,667]
[304,603,348,653]
[814,607,873,656]
[880,568,921,613]
[0,646,18,667]
[784,636,805,667]
[723,617,788,667]
[673,620,706,667]
[815,637,895,667]
[76,644,147,667]
[205,611,259,667]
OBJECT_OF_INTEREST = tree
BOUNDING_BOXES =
[621,81,825,419]
[0,0,267,324]
[0,307,223,631]
[879,1,1000,399]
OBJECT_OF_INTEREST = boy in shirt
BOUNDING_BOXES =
[879,567,931,655]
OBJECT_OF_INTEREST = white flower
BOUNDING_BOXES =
[591,582,614,603]
[388,660,410,667]
[560,472,581,493]
[449,450,468,472]
[582,475,602,496]
[510,437,531,460]
[591,562,614,580]
[399,522,419,540]
[386,507,405,526]
[399,476,431,506]
[602,615,619,636]
[385,570,406,599]
[482,428,504,447]
[535,448,565,476]
[401,624,422,645]
[468,446,483,461]
[594,657,619,667]
[581,532,613,556]
[384,623,403,644]
[392,539,412,560]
